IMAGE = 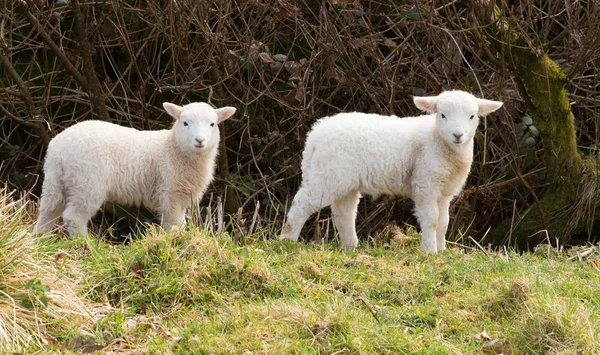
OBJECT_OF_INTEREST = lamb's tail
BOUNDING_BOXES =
[34,157,65,234]
[300,139,316,176]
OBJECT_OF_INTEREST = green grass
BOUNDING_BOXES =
[2,191,600,353]
[44,227,600,354]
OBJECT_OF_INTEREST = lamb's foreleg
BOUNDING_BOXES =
[413,194,440,253]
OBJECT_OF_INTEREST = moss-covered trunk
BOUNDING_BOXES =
[498,51,582,248]
[477,4,584,248]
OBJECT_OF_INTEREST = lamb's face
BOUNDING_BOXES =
[435,94,480,145]
[413,91,503,147]
[163,102,236,155]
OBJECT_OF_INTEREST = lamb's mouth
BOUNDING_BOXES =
[194,143,206,149]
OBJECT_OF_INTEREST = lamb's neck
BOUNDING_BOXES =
[452,139,474,162]
[434,133,474,164]
[168,137,216,169]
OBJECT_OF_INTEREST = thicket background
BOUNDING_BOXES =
[1,0,599,248]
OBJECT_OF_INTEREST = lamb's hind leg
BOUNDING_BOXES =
[280,186,333,242]
[160,203,187,231]
[332,191,361,249]
[62,191,104,237]
[34,196,65,234]
[34,167,66,234]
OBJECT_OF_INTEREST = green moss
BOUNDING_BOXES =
[509,46,581,186]
[487,24,584,247]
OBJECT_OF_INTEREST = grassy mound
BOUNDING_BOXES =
[4,190,600,353]
[60,226,600,353]
[0,189,98,352]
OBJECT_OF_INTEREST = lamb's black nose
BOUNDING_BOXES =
[453,133,463,140]
[195,138,205,144]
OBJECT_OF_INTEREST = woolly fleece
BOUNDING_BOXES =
[34,102,236,236]
[280,90,503,252]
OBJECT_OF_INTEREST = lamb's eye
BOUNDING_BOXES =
[470,115,475,120]
[210,123,215,127]
[183,121,188,127]
[441,114,446,119]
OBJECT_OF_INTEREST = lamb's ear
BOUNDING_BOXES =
[215,107,236,123]
[163,102,184,119]
[413,96,438,113]
[477,99,503,116]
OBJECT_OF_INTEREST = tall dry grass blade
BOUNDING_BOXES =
[0,188,98,352]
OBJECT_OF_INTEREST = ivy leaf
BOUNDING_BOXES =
[412,88,425,96]
[401,7,422,21]
[525,137,536,148]
[515,122,528,134]
[54,0,68,8]
[529,125,539,137]
[521,115,533,125]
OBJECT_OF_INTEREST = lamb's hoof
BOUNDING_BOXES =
[341,241,359,250]
[279,234,296,242]
[420,245,438,253]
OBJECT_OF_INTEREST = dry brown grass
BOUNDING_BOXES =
[0,188,101,352]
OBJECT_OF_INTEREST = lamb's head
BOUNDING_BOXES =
[413,90,503,147]
[163,102,236,154]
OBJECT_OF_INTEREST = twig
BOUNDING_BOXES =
[567,247,596,261]
[468,236,490,257]
[18,0,87,86]
[0,38,50,145]
[357,296,380,323]
[71,0,110,121]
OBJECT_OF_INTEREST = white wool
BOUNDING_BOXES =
[34,102,236,236]
[280,90,503,252]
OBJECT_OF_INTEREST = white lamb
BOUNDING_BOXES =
[34,102,236,236]
[280,90,503,252]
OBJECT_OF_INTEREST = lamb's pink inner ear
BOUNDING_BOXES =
[413,96,438,113]
[215,107,237,123]
[163,102,184,119]
[477,99,504,116]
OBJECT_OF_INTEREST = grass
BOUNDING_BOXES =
[0,190,100,352]
[2,190,600,354]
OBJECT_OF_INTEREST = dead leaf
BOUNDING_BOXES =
[124,317,137,331]
[384,38,396,47]
[285,60,303,76]
[294,81,305,103]
[165,328,183,342]
[54,251,65,263]
[41,333,57,346]
[324,66,338,80]
[273,54,287,62]
[258,52,273,63]
[272,3,300,21]
[65,334,104,354]
[482,339,505,354]
[474,329,492,342]
[248,41,263,64]
[129,261,144,280]
[269,61,284,74]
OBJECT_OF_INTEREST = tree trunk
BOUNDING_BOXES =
[476,3,585,248]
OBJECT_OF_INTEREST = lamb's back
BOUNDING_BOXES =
[302,112,436,196]
[46,121,173,207]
